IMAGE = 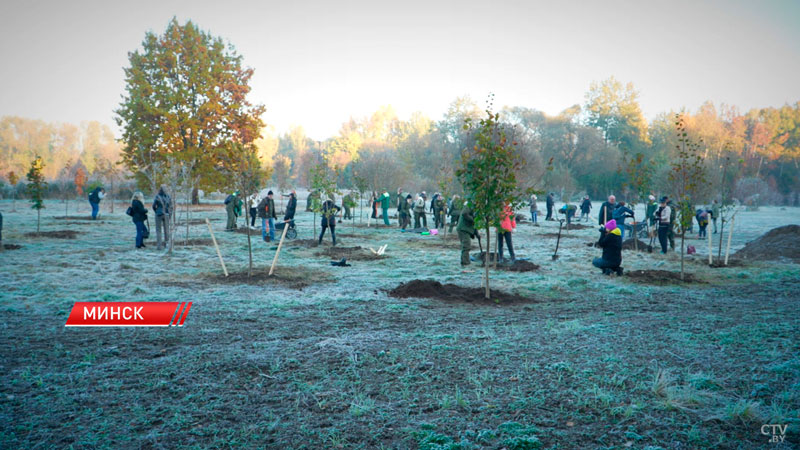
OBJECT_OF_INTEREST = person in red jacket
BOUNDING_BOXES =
[497,204,516,263]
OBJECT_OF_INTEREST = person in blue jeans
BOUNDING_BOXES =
[612,201,634,240]
[257,191,277,242]
[88,187,105,220]
[129,191,148,248]
[529,194,538,224]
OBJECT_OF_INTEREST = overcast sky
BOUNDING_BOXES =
[1,0,799,140]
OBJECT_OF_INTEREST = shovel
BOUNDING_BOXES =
[552,219,564,260]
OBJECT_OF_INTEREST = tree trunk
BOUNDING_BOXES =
[37,209,41,233]
[680,233,685,281]
[717,218,725,261]
[191,187,199,205]
[484,226,491,300]
[313,212,317,239]
[245,196,253,277]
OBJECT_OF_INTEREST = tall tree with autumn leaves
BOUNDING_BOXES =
[115,18,265,204]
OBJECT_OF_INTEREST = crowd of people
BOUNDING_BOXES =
[103,185,724,277]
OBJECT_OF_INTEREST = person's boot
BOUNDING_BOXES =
[615,267,624,276]
[602,268,612,275]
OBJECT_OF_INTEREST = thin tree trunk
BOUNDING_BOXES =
[484,226,491,300]
[680,234,685,281]
[717,218,725,260]
[37,209,41,233]
[245,195,253,277]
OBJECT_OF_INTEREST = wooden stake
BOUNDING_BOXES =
[206,218,228,277]
[269,221,290,276]
[707,220,713,265]
[724,215,735,266]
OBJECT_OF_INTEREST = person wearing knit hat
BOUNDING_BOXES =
[646,194,659,233]
[592,219,623,275]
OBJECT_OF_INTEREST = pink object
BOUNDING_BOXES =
[500,205,517,232]
[430,229,439,235]
[605,219,617,231]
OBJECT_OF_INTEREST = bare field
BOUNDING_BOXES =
[1,200,799,449]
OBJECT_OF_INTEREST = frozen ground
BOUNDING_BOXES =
[0,198,798,448]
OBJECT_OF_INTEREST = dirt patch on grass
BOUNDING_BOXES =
[539,232,580,239]
[204,267,332,289]
[622,239,654,252]
[315,245,386,261]
[24,230,79,239]
[625,269,704,284]
[3,244,23,250]
[287,239,320,248]
[388,279,539,305]
[499,260,540,272]
[565,223,593,230]
[733,224,800,263]
[176,218,219,226]
[707,259,746,268]
[231,227,262,235]
[53,216,96,220]
[63,221,107,226]
[175,238,213,246]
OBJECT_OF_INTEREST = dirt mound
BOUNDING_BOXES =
[3,244,23,250]
[25,230,78,239]
[388,279,539,305]
[231,227,261,235]
[733,225,800,263]
[205,267,332,289]
[64,221,107,225]
[501,260,540,272]
[315,245,386,261]
[621,239,653,252]
[625,269,704,284]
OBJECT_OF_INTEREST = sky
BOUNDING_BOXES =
[1,0,799,140]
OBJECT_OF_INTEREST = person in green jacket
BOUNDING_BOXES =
[448,195,463,233]
[457,202,476,266]
[343,192,355,220]
[225,190,242,230]
[380,191,391,225]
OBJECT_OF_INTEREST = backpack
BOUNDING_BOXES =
[126,206,133,216]
[224,194,233,205]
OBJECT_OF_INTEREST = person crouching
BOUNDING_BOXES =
[593,219,623,276]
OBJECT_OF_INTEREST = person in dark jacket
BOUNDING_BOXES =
[88,187,105,220]
[579,195,592,222]
[593,219,622,275]
[654,196,672,254]
[597,195,617,226]
[152,186,171,250]
[318,198,341,246]
[399,194,412,230]
[257,191,277,242]
[283,190,297,228]
[696,208,709,239]
[545,193,555,220]
[612,201,634,239]
[130,191,148,249]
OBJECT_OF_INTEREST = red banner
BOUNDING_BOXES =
[65,302,192,327]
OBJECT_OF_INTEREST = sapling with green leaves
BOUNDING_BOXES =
[621,151,655,248]
[456,94,529,300]
[669,114,709,280]
[8,171,19,212]
[26,156,47,233]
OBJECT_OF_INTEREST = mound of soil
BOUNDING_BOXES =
[315,245,386,261]
[501,260,540,272]
[3,244,23,250]
[388,279,539,305]
[205,267,331,289]
[708,259,746,268]
[621,239,653,252]
[231,227,261,235]
[625,269,704,284]
[24,230,78,239]
[733,225,800,263]
[64,221,107,225]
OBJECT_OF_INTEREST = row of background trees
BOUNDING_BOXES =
[2,22,799,209]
